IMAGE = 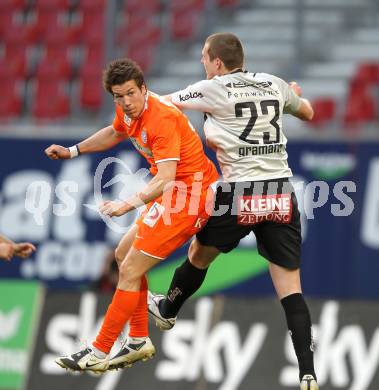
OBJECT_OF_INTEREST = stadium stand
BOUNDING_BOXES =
[0,0,377,135]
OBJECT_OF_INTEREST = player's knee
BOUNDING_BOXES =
[190,255,212,269]
[118,260,142,284]
[114,245,125,267]
[189,240,214,269]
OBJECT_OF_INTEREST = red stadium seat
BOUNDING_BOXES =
[35,47,72,80]
[78,44,105,109]
[2,27,29,79]
[116,7,161,47]
[0,8,17,39]
[34,0,70,11]
[0,0,27,12]
[344,81,376,126]
[116,15,160,73]
[33,80,70,119]
[309,98,336,127]
[80,76,103,110]
[0,56,27,80]
[80,44,105,76]
[125,0,160,14]
[47,24,78,46]
[79,12,105,45]
[354,63,379,85]
[0,38,28,80]
[126,42,157,73]
[26,6,79,45]
[217,0,240,7]
[115,1,161,74]
[170,0,205,40]
[79,0,106,12]
[86,43,104,62]
[26,9,63,43]
[0,80,23,119]
[3,23,30,47]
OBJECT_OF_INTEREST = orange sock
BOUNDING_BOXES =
[93,289,140,354]
[129,275,149,338]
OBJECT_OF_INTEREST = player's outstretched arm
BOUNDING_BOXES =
[45,125,126,160]
[100,160,177,217]
[288,81,314,121]
[0,243,14,261]
[44,144,71,160]
[13,242,36,258]
[0,234,15,245]
[293,98,314,121]
[0,235,36,261]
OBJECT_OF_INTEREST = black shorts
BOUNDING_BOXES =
[196,178,301,269]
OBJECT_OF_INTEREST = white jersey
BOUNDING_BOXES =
[171,71,301,182]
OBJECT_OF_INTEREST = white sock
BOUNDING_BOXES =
[128,336,147,345]
[91,345,107,359]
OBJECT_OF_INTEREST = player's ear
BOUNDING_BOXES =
[141,83,147,95]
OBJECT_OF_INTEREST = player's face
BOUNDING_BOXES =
[201,43,219,79]
[112,80,147,119]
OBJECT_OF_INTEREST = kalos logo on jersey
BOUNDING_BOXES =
[237,194,292,225]
[179,91,204,102]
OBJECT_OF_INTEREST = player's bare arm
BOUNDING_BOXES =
[44,125,126,160]
[0,234,15,245]
[0,243,14,260]
[289,81,314,121]
[0,234,36,260]
[13,242,37,258]
[100,160,177,217]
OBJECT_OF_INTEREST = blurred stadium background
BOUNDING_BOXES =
[0,0,379,389]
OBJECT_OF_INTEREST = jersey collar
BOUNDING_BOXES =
[135,92,149,119]
[229,68,248,74]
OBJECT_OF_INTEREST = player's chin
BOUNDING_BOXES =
[126,111,138,119]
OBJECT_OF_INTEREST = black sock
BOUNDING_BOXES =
[159,258,208,318]
[281,293,316,381]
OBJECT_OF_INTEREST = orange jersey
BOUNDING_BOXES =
[113,92,218,187]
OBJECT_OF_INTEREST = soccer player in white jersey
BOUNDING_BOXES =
[148,33,318,390]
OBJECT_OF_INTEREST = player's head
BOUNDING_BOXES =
[202,33,244,79]
[103,58,147,119]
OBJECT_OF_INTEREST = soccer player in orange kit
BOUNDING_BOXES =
[45,58,218,372]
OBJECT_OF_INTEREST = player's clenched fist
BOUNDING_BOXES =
[99,200,132,217]
[13,242,36,258]
[289,81,302,97]
[45,144,71,160]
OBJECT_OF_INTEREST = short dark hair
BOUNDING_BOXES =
[103,58,145,94]
[205,33,244,70]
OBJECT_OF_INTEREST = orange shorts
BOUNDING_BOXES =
[133,185,214,259]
